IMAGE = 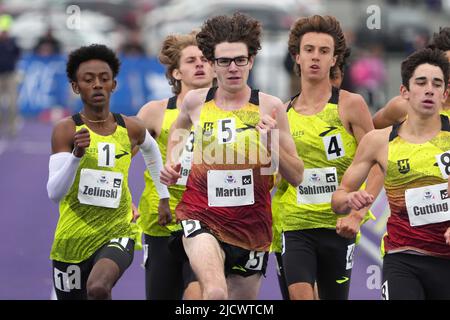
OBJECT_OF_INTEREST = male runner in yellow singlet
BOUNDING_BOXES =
[46,44,168,299]
[373,27,450,128]
[272,15,382,300]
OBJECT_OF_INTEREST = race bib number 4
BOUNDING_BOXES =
[405,182,450,227]
[297,167,338,204]
[207,169,254,207]
[78,169,123,208]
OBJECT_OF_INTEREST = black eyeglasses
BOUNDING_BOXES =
[214,56,250,67]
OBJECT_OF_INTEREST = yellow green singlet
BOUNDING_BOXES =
[50,113,140,263]
[138,96,185,237]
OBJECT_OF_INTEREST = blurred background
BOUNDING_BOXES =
[0,0,448,300]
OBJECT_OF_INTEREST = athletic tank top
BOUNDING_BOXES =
[175,87,273,251]
[138,96,187,236]
[50,113,140,263]
[440,108,450,118]
[274,87,358,231]
[383,115,450,258]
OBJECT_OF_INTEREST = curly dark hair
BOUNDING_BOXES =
[428,27,450,52]
[401,48,449,90]
[288,15,347,77]
[196,12,261,61]
[66,44,120,82]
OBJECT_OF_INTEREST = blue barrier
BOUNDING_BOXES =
[18,54,171,117]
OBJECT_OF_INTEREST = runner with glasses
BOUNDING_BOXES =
[136,31,215,300]
[160,12,303,300]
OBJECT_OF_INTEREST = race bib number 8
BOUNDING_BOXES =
[436,150,450,179]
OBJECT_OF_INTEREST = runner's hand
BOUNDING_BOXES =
[160,163,182,186]
[346,190,374,211]
[73,128,90,158]
[336,211,364,239]
[131,202,140,223]
[158,198,172,226]
[445,227,450,246]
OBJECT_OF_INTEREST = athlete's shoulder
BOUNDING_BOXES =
[122,114,145,130]
[338,89,369,110]
[259,91,283,104]
[258,92,284,111]
[52,115,77,133]
[137,99,168,118]
[122,114,146,145]
[183,88,210,109]
[362,127,391,145]
[373,95,408,129]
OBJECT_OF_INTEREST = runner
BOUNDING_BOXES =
[136,31,214,300]
[332,48,450,299]
[47,44,168,299]
[160,13,303,300]
[274,15,380,300]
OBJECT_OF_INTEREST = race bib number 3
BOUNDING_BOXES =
[207,169,254,207]
[297,167,338,204]
[405,182,450,227]
[176,132,194,186]
[78,169,123,208]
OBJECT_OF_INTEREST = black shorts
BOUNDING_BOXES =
[282,228,355,300]
[52,238,134,300]
[382,252,450,300]
[144,233,197,300]
[170,220,269,278]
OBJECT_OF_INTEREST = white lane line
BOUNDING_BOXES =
[0,140,8,155]
[358,233,383,265]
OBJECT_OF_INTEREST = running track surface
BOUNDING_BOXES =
[0,119,381,300]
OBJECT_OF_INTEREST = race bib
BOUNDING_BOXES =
[207,169,254,207]
[435,150,450,179]
[78,169,123,208]
[297,167,338,204]
[405,182,450,226]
